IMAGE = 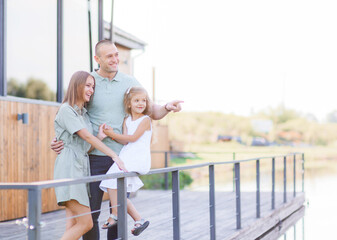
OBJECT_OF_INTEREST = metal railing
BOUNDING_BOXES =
[0,152,305,240]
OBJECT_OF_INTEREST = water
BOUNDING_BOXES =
[184,157,337,240]
[282,170,337,240]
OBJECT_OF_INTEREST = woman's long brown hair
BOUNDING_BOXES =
[62,71,94,108]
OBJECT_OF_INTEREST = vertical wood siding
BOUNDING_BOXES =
[0,100,60,221]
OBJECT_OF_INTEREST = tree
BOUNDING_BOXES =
[255,105,301,124]
[7,78,26,97]
[25,78,55,101]
[326,110,337,123]
[7,77,56,101]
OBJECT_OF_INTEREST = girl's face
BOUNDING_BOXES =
[129,93,147,115]
[83,76,95,102]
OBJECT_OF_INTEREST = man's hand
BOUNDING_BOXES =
[165,100,184,112]
[50,137,64,154]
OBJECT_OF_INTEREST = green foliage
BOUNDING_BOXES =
[163,106,337,147]
[140,171,193,190]
[164,112,252,144]
[170,155,202,165]
[7,78,55,101]
[326,110,337,123]
[255,105,301,124]
[7,78,26,97]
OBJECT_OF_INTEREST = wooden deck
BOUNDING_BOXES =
[0,190,305,240]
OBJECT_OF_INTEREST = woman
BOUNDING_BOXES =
[53,71,126,240]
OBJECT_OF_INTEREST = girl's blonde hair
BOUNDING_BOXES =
[124,86,152,116]
[62,71,94,108]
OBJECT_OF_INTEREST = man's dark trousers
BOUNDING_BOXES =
[82,155,117,240]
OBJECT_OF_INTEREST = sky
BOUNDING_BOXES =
[106,0,337,122]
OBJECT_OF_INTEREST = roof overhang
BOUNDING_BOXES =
[104,22,146,50]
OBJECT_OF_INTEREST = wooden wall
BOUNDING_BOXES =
[115,44,132,75]
[0,98,169,221]
[0,98,60,221]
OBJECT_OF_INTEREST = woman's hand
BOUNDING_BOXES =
[113,156,128,172]
[97,124,108,140]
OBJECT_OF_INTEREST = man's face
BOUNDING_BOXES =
[95,44,119,74]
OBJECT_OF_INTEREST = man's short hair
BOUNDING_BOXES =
[95,40,115,56]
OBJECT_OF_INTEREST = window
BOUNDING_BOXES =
[7,0,57,101]
[63,0,98,90]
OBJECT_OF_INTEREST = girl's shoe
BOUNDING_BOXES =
[132,219,150,236]
[102,214,118,229]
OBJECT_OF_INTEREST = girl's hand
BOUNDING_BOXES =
[113,157,128,172]
[97,124,108,140]
[103,125,115,139]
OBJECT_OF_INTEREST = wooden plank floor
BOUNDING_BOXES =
[0,190,304,240]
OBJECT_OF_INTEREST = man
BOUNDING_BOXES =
[51,40,182,240]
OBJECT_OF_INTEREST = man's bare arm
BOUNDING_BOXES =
[151,100,183,120]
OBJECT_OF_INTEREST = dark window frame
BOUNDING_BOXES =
[0,0,6,96]
[0,0,104,102]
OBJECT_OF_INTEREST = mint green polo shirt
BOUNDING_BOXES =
[87,70,140,156]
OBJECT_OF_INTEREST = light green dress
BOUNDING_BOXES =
[54,103,93,207]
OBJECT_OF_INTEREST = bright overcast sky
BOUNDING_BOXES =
[108,0,337,121]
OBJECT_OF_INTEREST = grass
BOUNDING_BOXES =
[168,142,337,190]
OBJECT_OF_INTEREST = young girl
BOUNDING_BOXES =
[99,86,152,236]
[53,71,127,240]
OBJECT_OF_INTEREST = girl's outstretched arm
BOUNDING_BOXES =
[76,128,127,172]
[103,117,150,144]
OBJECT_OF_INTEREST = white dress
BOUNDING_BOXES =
[100,115,152,193]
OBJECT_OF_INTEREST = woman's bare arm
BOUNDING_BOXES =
[76,128,127,172]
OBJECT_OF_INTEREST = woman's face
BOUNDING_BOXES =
[83,76,95,102]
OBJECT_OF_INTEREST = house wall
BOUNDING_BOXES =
[0,100,169,221]
[0,99,60,221]
[115,44,132,75]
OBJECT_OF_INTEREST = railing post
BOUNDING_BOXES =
[232,152,235,192]
[27,188,41,240]
[256,159,260,218]
[294,224,296,240]
[117,177,127,240]
[172,170,181,240]
[271,157,275,209]
[209,165,216,240]
[302,216,305,240]
[165,151,169,190]
[293,154,296,197]
[284,156,287,203]
[302,153,305,192]
[235,162,241,229]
